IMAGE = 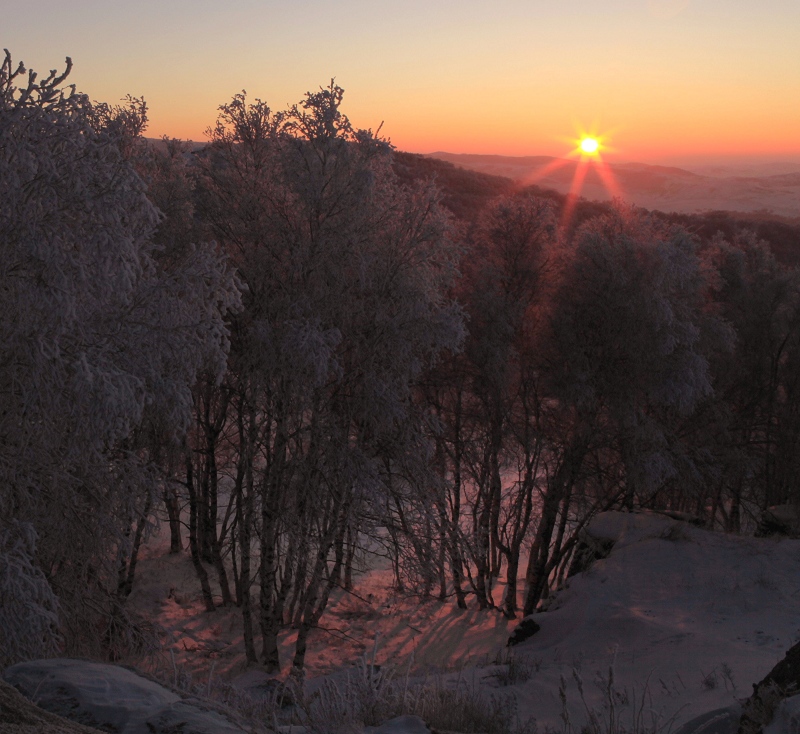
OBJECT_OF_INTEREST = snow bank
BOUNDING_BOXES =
[581,510,701,549]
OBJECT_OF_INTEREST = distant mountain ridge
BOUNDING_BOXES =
[428,151,800,218]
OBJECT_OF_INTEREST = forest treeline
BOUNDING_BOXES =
[3,54,800,677]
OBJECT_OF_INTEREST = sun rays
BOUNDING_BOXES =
[521,127,624,229]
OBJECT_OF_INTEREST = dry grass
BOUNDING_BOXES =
[558,667,684,734]
[296,640,527,734]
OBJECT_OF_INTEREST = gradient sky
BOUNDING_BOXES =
[5,0,800,162]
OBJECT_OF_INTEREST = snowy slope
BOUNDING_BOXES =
[122,511,800,732]
[505,512,800,729]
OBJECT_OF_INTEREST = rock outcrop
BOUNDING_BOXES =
[739,640,800,734]
[0,679,106,734]
[673,705,742,734]
[507,618,541,647]
[2,658,255,734]
[756,505,800,539]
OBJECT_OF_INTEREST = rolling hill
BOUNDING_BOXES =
[428,152,800,219]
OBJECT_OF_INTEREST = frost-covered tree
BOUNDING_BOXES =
[0,51,241,662]
[195,82,463,675]
[417,193,556,615]
[547,207,717,510]
[697,232,800,526]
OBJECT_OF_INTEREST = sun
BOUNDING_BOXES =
[528,126,620,228]
[544,128,621,229]
[580,137,600,155]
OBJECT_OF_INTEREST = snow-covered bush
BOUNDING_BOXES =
[0,522,60,667]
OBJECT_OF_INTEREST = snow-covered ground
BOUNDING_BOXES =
[125,511,800,731]
[509,512,800,728]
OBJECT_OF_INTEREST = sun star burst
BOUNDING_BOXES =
[580,137,600,155]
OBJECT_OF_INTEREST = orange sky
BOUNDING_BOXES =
[5,0,800,163]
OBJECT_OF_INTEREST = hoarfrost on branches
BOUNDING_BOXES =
[0,50,241,661]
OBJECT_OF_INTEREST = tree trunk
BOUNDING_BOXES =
[290,540,333,680]
[344,526,356,591]
[186,453,216,612]
[291,488,348,680]
[503,554,520,619]
[523,434,586,616]
[259,497,281,672]
[163,483,182,553]
[448,402,468,609]
[236,399,258,664]
[120,492,153,598]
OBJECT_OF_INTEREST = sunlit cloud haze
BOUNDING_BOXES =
[6,0,800,162]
